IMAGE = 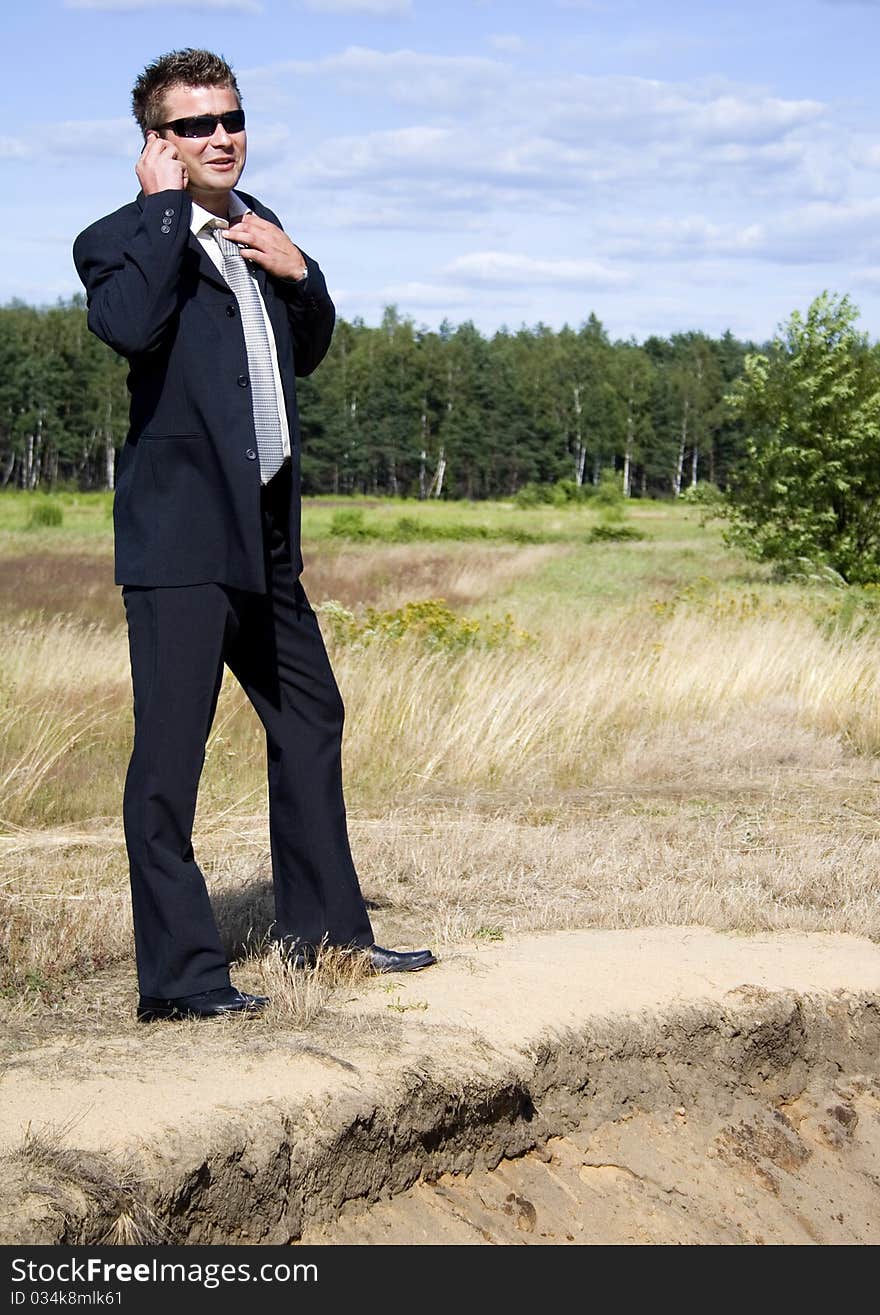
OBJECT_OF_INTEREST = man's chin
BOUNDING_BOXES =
[193,167,243,192]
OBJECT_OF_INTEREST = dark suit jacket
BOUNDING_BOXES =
[73,187,335,590]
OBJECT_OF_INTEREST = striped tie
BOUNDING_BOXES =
[213,227,285,484]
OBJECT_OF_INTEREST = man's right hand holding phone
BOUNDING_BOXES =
[136,131,188,194]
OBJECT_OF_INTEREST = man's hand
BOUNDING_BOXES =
[136,131,188,195]
[224,212,308,281]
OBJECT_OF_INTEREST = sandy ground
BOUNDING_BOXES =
[1,926,879,1244]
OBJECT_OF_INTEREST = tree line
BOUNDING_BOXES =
[0,297,757,498]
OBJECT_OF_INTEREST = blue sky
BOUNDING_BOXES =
[5,0,880,342]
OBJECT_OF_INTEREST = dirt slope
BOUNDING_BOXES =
[1,927,878,1244]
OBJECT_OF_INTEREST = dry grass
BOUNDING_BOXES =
[301,541,563,611]
[328,606,880,797]
[13,1120,169,1244]
[0,554,118,628]
[0,617,130,827]
[4,535,880,1014]
[350,792,880,946]
[238,940,374,1027]
[0,542,557,629]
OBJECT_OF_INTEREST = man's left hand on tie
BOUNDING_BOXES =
[225,212,308,282]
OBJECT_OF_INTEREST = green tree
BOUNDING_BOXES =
[724,292,880,582]
[612,342,653,497]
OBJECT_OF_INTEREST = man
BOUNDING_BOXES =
[73,48,435,1023]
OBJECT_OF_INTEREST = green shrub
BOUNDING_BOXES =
[328,505,553,546]
[723,293,880,584]
[26,500,63,529]
[554,478,587,504]
[678,481,723,508]
[593,468,625,521]
[329,507,373,539]
[515,479,586,509]
[587,524,645,543]
[514,482,550,508]
[318,598,533,652]
[389,515,422,542]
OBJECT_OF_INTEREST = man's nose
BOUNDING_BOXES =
[209,123,233,147]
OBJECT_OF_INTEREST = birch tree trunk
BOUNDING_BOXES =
[623,389,634,499]
[673,397,689,497]
[572,383,586,485]
[419,396,429,499]
[427,445,446,498]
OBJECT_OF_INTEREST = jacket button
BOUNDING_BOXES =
[160,225,171,234]
[238,374,249,387]
[226,305,235,317]
[245,449,257,461]
[164,208,174,217]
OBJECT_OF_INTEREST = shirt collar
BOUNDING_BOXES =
[190,191,250,237]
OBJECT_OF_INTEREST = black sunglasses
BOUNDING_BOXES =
[156,110,246,139]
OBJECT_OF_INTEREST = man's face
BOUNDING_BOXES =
[156,83,246,199]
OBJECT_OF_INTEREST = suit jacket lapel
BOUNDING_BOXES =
[134,188,272,297]
[186,232,233,294]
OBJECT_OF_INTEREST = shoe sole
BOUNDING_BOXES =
[371,956,437,974]
[137,1003,267,1023]
[283,953,438,973]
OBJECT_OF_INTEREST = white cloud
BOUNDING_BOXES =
[46,119,140,159]
[235,49,850,280]
[446,251,630,288]
[602,199,880,267]
[251,54,825,174]
[853,268,880,289]
[65,0,262,10]
[300,0,411,12]
[538,75,823,150]
[247,46,510,110]
[487,33,528,54]
[0,137,29,159]
[379,281,479,306]
[850,141,880,170]
[279,124,453,186]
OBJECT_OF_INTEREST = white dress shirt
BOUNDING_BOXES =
[190,192,291,466]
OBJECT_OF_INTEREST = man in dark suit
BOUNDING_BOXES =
[73,48,435,1022]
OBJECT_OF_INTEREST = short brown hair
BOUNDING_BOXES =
[131,49,242,134]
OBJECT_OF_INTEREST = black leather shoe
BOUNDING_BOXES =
[362,944,437,973]
[277,942,437,973]
[137,985,269,1023]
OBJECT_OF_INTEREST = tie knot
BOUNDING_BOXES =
[213,222,239,246]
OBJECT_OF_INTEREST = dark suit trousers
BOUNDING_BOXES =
[121,463,374,999]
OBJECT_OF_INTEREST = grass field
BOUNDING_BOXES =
[2,489,880,1022]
